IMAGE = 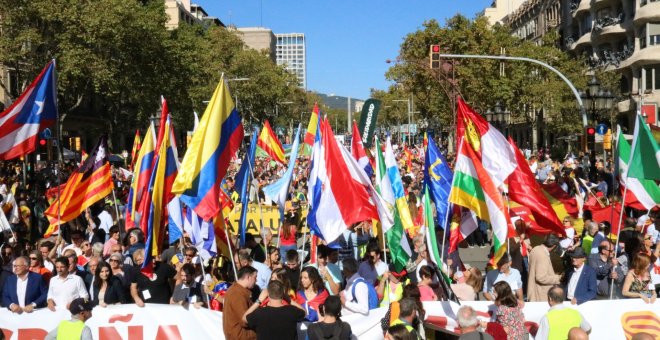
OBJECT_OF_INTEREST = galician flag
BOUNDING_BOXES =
[449,137,515,265]
[617,125,660,210]
[375,136,411,271]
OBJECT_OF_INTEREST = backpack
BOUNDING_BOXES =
[351,277,379,310]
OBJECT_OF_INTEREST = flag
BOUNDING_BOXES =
[456,98,517,187]
[129,129,141,171]
[44,136,114,236]
[403,144,413,173]
[193,111,200,132]
[626,114,660,181]
[351,121,374,177]
[448,206,479,253]
[616,126,660,210]
[263,123,302,220]
[0,61,58,160]
[236,128,258,247]
[424,133,453,230]
[257,119,286,164]
[172,77,244,220]
[167,197,184,245]
[507,137,565,237]
[142,114,179,274]
[307,118,383,243]
[449,138,515,265]
[422,185,442,265]
[384,136,415,233]
[304,103,320,146]
[374,137,411,272]
[125,124,156,229]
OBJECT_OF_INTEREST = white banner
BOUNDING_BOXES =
[422,299,660,339]
[0,304,387,340]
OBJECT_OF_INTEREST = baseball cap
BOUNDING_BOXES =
[69,298,93,314]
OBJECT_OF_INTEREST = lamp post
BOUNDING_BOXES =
[392,99,411,143]
[485,101,511,137]
[579,75,614,152]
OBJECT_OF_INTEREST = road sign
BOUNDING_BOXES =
[596,124,607,135]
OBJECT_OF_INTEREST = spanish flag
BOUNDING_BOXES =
[257,120,286,164]
[44,135,114,236]
[172,77,244,221]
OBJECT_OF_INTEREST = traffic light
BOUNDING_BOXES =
[586,126,596,151]
[430,44,440,69]
[39,139,47,146]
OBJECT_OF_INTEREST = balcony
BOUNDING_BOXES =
[619,45,660,68]
[634,1,660,25]
[587,46,634,69]
[573,0,591,17]
[574,31,593,49]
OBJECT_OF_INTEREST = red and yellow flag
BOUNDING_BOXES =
[44,136,114,236]
[304,103,320,146]
[130,129,141,170]
[257,120,286,164]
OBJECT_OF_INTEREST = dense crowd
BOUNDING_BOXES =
[0,144,658,340]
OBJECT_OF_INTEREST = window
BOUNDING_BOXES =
[643,66,660,91]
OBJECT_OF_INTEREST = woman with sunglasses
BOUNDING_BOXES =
[91,261,127,307]
[28,249,52,284]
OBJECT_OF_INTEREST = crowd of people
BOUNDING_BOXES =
[0,142,658,340]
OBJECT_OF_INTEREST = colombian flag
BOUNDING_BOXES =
[125,124,156,230]
[44,136,114,236]
[304,103,320,146]
[142,114,179,275]
[257,120,286,164]
[172,77,244,221]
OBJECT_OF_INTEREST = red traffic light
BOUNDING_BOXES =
[431,45,440,53]
[586,127,596,135]
[39,139,47,146]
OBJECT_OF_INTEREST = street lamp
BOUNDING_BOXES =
[485,101,511,136]
[580,75,615,153]
[149,111,160,131]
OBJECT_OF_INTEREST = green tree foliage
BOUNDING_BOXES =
[381,15,590,135]
[0,0,305,148]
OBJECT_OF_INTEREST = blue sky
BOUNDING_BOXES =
[196,1,493,100]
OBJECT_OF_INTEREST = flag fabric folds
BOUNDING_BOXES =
[384,136,415,233]
[172,77,244,220]
[44,136,114,236]
[304,103,320,146]
[448,206,478,253]
[424,133,453,230]
[263,123,302,220]
[236,128,258,247]
[257,120,286,164]
[0,60,58,160]
[422,185,442,266]
[130,129,141,171]
[626,114,660,181]
[616,126,660,210]
[125,125,156,229]
[351,121,374,177]
[142,114,179,274]
[374,137,411,272]
[307,119,383,244]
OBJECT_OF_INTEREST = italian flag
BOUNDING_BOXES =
[617,124,660,210]
[449,138,515,264]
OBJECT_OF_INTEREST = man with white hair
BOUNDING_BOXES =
[457,306,493,340]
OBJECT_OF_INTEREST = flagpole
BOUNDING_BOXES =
[111,188,124,240]
[53,59,63,238]
[610,179,629,299]
[382,221,388,265]
[223,219,239,281]
[247,157,270,260]
[439,203,451,265]
[300,219,308,272]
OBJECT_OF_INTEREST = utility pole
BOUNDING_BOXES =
[347,96,351,136]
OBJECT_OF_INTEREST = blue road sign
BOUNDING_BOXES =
[596,124,607,135]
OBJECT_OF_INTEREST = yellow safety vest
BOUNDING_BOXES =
[391,318,415,333]
[56,319,85,340]
[546,307,582,340]
[380,279,408,307]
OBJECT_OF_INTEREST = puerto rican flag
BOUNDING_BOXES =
[0,61,58,160]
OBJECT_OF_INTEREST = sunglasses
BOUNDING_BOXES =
[109,259,120,262]
[29,257,38,260]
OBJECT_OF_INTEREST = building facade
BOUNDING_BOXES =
[562,0,660,129]
[164,0,223,29]
[275,33,307,89]
[505,0,562,44]
[483,0,528,25]
[236,27,277,62]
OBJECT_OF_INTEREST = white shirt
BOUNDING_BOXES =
[559,228,575,250]
[567,264,584,299]
[47,274,89,308]
[375,260,388,277]
[16,274,29,307]
[250,260,272,290]
[342,273,369,316]
[98,210,113,234]
[535,304,591,340]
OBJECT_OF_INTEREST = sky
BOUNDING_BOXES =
[196,1,493,100]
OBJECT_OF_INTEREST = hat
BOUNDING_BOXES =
[569,247,587,258]
[69,298,93,314]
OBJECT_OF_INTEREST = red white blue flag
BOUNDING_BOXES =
[0,60,58,160]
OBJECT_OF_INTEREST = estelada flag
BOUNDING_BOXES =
[44,135,114,236]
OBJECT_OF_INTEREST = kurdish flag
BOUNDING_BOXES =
[257,120,286,164]
[617,125,660,210]
[375,136,411,271]
[449,138,515,264]
[304,103,320,146]
[172,77,244,220]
